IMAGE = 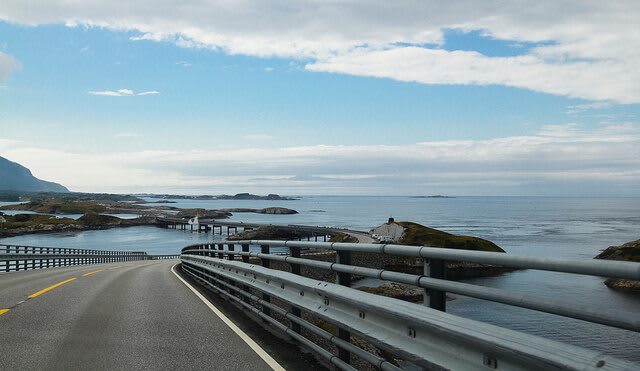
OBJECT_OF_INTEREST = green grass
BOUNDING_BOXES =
[329,233,358,243]
[397,221,505,253]
[0,214,76,230]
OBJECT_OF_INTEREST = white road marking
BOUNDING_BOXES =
[171,264,286,371]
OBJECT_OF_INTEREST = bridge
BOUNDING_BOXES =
[156,217,374,242]
[1,240,639,370]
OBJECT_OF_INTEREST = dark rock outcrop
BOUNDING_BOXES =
[221,207,298,214]
[175,209,232,219]
[595,239,640,293]
[227,226,309,241]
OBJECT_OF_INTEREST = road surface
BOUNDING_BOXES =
[0,261,295,370]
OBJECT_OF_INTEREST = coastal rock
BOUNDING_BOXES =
[0,213,156,237]
[258,207,298,214]
[358,282,424,302]
[227,226,309,241]
[595,239,640,293]
[77,213,122,226]
[360,221,514,281]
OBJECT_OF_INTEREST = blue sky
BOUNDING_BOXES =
[0,2,639,195]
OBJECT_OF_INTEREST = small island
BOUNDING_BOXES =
[227,226,309,241]
[221,207,298,215]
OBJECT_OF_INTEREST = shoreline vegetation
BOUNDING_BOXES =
[594,239,640,293]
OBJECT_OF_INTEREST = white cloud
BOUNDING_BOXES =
[89,88,134,97]
[137,90,159,96]
[566,101,613,114]
[0,51,20,81]
[0,1,639,102]
[264,67,274,72]
[176,61,192,67]
[88,88,158,96]
[1,123,639,195]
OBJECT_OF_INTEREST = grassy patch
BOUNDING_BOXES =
[398,221,504,253]
[0,213,76,229]
[329,233,358,243]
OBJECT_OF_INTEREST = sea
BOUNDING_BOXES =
[1,196,639,362]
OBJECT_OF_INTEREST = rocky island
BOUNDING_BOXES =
[595,239,640,293]
[227,226,310,241]
[0,212,155,237]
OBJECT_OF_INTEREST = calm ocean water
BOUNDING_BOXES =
[2,196,639,361]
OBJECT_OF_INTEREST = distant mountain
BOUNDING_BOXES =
[0,156,69,193]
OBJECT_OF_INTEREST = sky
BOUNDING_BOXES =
[0,1,639,196]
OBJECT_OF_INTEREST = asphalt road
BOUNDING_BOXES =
[0,261,280,371]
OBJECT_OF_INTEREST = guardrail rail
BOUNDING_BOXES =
[1,244,179,272]
[180,240,640,371]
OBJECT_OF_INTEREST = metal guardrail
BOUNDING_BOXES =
[149,254,181,260]
[180,240,640,370]
[0,244,179,272]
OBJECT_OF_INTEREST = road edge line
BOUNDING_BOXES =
[171,263,286,371]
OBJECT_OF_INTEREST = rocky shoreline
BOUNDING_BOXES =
[594,239,640,293]
[0,213,157,238]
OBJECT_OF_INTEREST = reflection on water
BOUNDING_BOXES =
[2,196,639,361]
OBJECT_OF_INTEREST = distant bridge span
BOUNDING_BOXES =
[155,217,375,243]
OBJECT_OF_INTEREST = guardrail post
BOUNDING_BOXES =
[290,246,302,334]
[260,244,271,316]
[424,258,447,311]
[217,244,224,260]
[5,245,9,272]
[241,244,251,303]
[227,243,235,261]
[336,250,352,365]
[241,244,250,263]
[29,246,35,270]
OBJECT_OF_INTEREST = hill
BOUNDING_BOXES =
[0,156,69,193]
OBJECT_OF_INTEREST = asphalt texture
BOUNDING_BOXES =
[0,261,277,371]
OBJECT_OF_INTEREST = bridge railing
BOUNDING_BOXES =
[180,240,640,370]
[148,254,181,260]
[1,244,150,272]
